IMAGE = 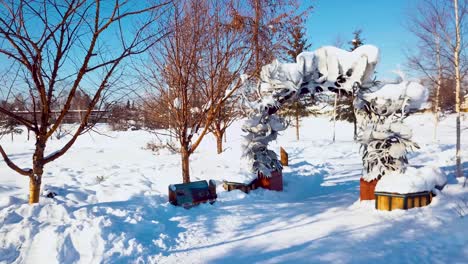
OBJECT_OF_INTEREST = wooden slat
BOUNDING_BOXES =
[375,191,433,211]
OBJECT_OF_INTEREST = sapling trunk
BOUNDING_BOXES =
[29,137,46,203]
[181,147,190,183]
[216,133,223,154]
[295,110,300,141]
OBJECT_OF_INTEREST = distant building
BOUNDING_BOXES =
[10,110,109,124]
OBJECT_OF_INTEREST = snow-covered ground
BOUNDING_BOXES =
[1,113,467,264]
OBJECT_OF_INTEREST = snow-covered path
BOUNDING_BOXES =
[1,114,467,263]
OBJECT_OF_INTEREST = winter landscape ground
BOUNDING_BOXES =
[0,113,467,264]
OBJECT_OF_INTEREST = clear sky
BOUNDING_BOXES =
[304,0,418,79]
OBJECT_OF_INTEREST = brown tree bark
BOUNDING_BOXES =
[30,136,46,204]
[28,176,41,204]
[181,147,190,183]
[215,130,224,154]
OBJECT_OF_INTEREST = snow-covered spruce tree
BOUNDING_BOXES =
[279,21,312,140]
[334,29,366,140]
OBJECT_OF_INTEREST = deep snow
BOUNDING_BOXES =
[0,113,467,264]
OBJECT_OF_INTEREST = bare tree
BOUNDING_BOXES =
[407,1,447,141]
[209,96,242,154]
[140,0,248,182]
[201,2,250,154]
[0,0,170,204]
[453,0,464,180]
[232,0,311,77]
[408,0,467,179]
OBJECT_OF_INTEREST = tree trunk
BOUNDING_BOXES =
[332,93,338,142]
[181,147,190,183]
[30,137,46,204]
[216,131,224,154]
[295,111,300,141]
[353,117,357,140]
[352,90,357,141]
[29,176,41,204]
[456,114,462,178]
[434,34,442,142]
[453,0,462,179]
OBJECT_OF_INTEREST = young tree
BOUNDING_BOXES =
[351,29,365,140]
[408,0,466,179]
[0,0,170,204]
[209,96,241,154]
[407,2,447,141]
[279,22,312,140]
[141,0,249,182]
[349,29,365,51]
[453,0,464,180]
[333,29,365,141]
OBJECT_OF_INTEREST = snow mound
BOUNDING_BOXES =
[375,166,447,194]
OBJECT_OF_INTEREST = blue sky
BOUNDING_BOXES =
[304,0,418,79]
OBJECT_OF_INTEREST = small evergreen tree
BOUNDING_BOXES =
[335,29,365,140]
[282,22,312,63]
[280,22,312,140]
[348,29,364,51]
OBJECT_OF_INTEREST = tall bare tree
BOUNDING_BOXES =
[453,0,464,180]
[231,0,311,77]
[408,0,467,179]
[140,0,249,182]
[0,0,170,204]
[407,2,446,141]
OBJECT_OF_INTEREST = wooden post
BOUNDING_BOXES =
[360,178,379,200]
[280,147,288,166]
